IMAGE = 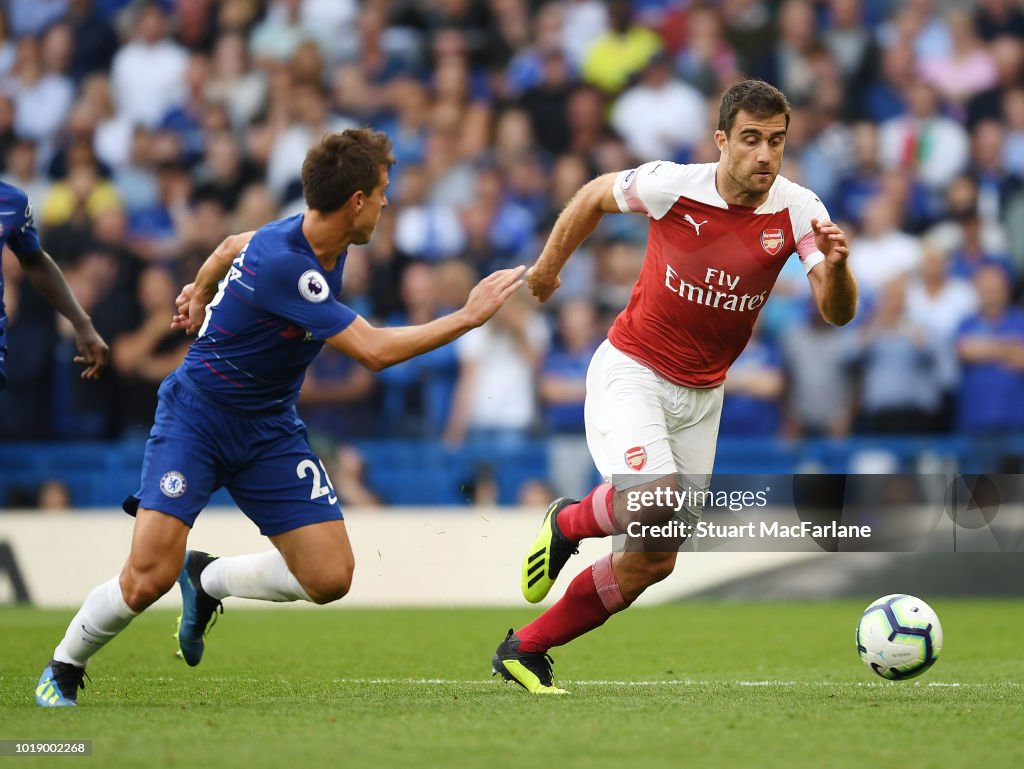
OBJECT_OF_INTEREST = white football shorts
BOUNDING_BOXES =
[584,339,724,492]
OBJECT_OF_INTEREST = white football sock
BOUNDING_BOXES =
[53,576,138,668]
[199,550,312,603]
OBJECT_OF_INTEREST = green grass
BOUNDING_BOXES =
[2,601,1023,769]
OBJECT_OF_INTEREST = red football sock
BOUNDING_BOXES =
[557,482,619,542]
[517,554,629,653]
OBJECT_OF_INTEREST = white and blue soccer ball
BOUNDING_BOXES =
[856,594,943,680]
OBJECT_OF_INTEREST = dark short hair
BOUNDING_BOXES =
[301,128,395,213]
[717,80,791,136]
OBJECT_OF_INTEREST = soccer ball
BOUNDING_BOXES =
[856,594,943,680]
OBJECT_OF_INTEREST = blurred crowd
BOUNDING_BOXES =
[1,0,1023,476]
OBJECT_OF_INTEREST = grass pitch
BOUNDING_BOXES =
[2,601,1022,769]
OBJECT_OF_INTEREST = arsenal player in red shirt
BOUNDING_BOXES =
[493,79,857,693]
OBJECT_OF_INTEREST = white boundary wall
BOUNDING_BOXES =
[0,508,823,608]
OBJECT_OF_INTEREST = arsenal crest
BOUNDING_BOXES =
[760,228,785,255]
[624,446,647,471]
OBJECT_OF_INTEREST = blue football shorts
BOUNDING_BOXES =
[123,373,343,536]
[0,327,7,390]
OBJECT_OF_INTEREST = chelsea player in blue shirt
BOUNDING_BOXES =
[35,129,525,706]
[0,183,109,390]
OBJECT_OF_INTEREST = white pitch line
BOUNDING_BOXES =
[329,678,999,688]
[93,676,1016,688]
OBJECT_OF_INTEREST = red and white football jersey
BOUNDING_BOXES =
[608,161,828,388]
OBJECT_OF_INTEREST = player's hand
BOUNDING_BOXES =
[526,265,561,302]
[462,265,526,327]
[73,323,110,380]
[171,282,214,335]
[811,219,849,266]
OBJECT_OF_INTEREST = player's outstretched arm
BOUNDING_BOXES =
[172,231,256,334]
[528,173,621,302]
[15,248,109,379]
[327,265,526,371]
[807,218,857,326]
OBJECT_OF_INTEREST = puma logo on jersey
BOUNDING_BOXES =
[683,214,708,236]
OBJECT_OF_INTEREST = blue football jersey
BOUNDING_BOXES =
[178,213,357,412]
[0,182,43,335]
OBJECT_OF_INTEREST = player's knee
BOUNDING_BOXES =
[120,567,177,612]
[302,563,354,605]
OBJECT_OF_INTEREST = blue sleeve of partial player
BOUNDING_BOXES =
[5,193,41,258]
[253,251,357,340]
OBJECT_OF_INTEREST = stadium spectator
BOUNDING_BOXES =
[298,346,377,441]
[861,42,915,122]
[9,34,74,147]
[0,258,58,439]
[721,0,775,81]
[375,261,460,438]
[517,48,574,157]
[518,478,557,509]
[967,35,1024,130]
[249,0,330,65]
[7,0,68,40]
[0,10,11,76]
[955,264,1024,434]
[330,444,382,508]
[560,0,607,70]
[111,266,190,433]
[67,0,118,84]
[445,290,548,447]
[849,277,945,434]
[3,138,49,207]
[82,74,133,173]
[126,159,191,261]
[393,162,465,262]
[541,298,602,498]
[40,152,120,230]
[1001,86,1024,178]
[780,302,857,439]
[580,0,661,95]
[930,176,1015,282]
[968,119,1022,225]
[109,3,188,129]
[918,9,998,113]
[206,31,266,132]
[833,122,883,224]
[847,192,922,294]
[719,323,785,438]
[673,6,740,97]
[906,239,979,424]
[878,79,970,193]
[974,0,1024,41]
[593,237,643,312]
[503,3,563,98]
[770,0,819,106]
[610,52,706,163]
[823,0,876,98]
[37,479,71,510]
[192,130,261,213]
[267,81,356,203]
